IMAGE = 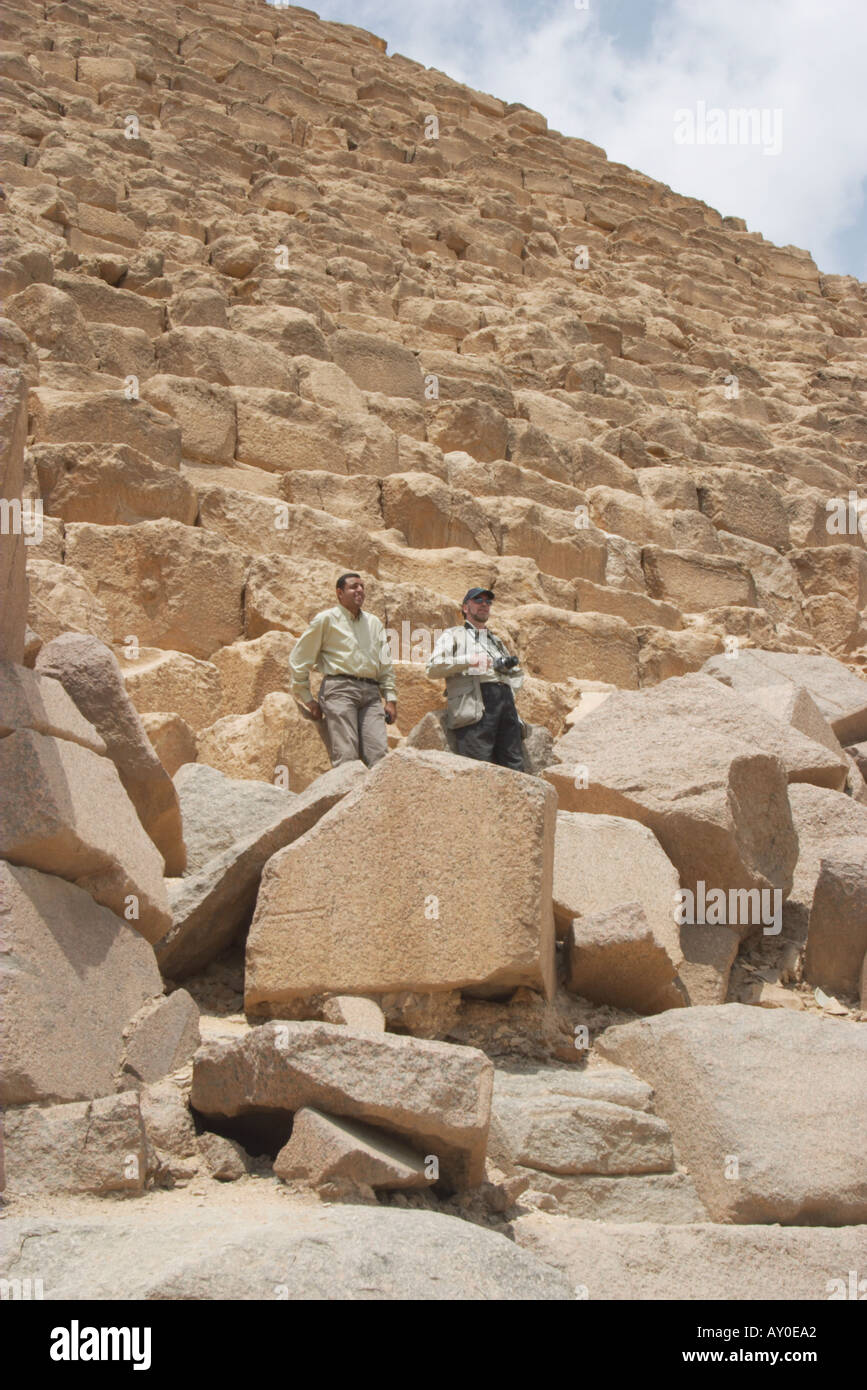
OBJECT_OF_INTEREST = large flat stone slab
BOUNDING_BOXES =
[596,1004,867,1224]
[245,748,556,1009]
[514,1215,867,1300]
[0,729,171,942]
[0,863,163,1105]
[1,1203,573,1299]
[703,649,867,745]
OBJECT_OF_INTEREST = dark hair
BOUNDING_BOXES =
[336,572,361,591]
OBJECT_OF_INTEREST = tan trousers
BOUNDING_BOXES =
[319,677,388,767]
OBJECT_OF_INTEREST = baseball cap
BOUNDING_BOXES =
[462,587,495,604]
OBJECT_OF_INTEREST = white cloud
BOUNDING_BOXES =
[303,0,867,279]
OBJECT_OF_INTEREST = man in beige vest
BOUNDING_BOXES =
[290,572,397,767]
[426,587,525,770]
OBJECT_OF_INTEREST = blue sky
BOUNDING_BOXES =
[286,0,867,282]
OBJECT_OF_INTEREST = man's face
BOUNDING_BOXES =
[463,595,492,626]
[338,577,365,611]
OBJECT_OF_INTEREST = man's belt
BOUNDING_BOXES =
[322,674,380,685]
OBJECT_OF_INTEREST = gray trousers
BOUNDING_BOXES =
[319,677,388,767]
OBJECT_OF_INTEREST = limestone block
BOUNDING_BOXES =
[546,676,799,902]
[677,922,740,1005]
[210,630,296,717]
[139,1076,199,1185]
[198,1131,250,1181]
[120,647,223,732]
[381,472,498,552]
[123,990,201,1087]
[26,557,113,646]
[330,328,424,401]
[0,661,105,752]
[642,545,757,612]
[65,520,247,659]
[321,996,386,1033]
[154,326,296,391]
[274,1106,430,1191]
[697,468,790,548]
[5,283,96,365]
[245,748,556,1008]
[596,1004,867,1223]
[174,761,298,874]
[565,903,683,1014]
[702,649,867,744]
[197,690,331,791]
[30,389,182,468]
[140,712,197,777]
[190,1021,492,1187]
[4,1092,146,1195]
[427,398,509,462]
[0,369,29,662]
[0,729,171,942]
[510,605,639,687]
[140,373,236,465]
[31,442,197,526]
[36,633,186,874]
[0,863,163,1105]
[804,851,867,997]
[228,306,330,360]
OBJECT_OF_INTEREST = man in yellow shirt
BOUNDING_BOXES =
[289,572,397,767]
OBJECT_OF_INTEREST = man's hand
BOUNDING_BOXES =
[384,700,397,725]
[468,651,492,673]
[307,699,324,720]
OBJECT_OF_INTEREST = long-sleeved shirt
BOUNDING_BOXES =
[290,604,397,704]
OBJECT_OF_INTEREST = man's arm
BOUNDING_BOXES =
[373,616,397,704]
[289,612,328,706]
[426,628,491,681]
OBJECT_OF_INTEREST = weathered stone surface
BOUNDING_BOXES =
[0,863,163,1106]
[245,749,556,1009]
[330,329,424,401]
[122,989,201,1087]
[65,520,247,659]
[0,369,29,663]
[519,1172,707,1223]
[3,1092,146,1196]
[198,1131,250,1181]
[190,1021,493,1187]
[514,1215,867,1300]
[120,647,223,731]
[31,441,197,526]
[36,633,186,874]
[703,649,867,745]
[196,691,331,791]
[553,811,682,962]
[157,762,367,979]
[784,782,867,940]
[0,729,171,941]
[2,1203,573,1299]
[677,922,740,1005]
[489,1090,675,1176]
[140,1076,200,1186]
[0,660,105,752]
[804,851,867,998]
[322,996,387,1033]
[173,761,296,873]
[26,557,113,646]
[546,677,799,903]
[140,712,197,777]
[565,903,683,1015]
[274,1107,431,1191]
[596,1004,867,1223]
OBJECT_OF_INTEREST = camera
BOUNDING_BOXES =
[493,654,519,673]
